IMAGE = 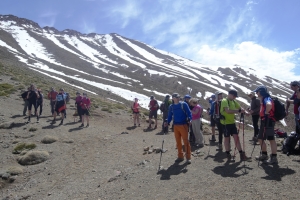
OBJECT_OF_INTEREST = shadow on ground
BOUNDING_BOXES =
[157,162,188,180]
[260,163,295,181]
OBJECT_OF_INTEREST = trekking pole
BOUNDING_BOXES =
[158,122,167,172]
[232,113,243,161]
[84,104,94,119]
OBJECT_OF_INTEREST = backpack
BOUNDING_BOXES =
[65,92,70,103]
[154,100,159,111]
[159,102,165,112]
[271,97,286,121]
[282,132,300,156]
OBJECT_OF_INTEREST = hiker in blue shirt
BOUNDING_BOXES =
[164,93,192,164]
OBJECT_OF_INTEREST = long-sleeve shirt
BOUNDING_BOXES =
[81,97,91,109]
[167,102,192,125]
[250,96,261,115]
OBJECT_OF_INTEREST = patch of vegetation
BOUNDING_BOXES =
[114,104,126,110]
[0,83,17,96]
[29,127,37,132]
[101,107,112,113]
[13,143,36,154]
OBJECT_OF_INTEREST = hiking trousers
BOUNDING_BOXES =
[23,100,29,115]
[50,100,55,115]
[252,115,259,137]
[174,124,191,160]
[191,118,203,145]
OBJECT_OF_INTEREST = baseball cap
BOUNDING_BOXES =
[172,93,180,98]
[165,94,170,98]
[184,94,191,99]
[228,90,238,97]
[290,81,300,87]
[247,92,255,96]
[215,91,222,96]
[211,94,216,99]
[252,85,267,93]
[76,91,80,95]
[150,95,154,99]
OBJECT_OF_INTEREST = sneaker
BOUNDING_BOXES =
[175,158,184,163]
[25,120,30,124]
[196,143,204,148]
[265,155,278,165]
[240,152,251,161]
[186,160,191,164]
[86,124,89,128]
[79,124,84,128]
[255,154,269,161]
[210,135,216,141]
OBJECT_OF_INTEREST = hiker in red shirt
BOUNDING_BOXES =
[131,98,140,127]
[75,92,83,122]
[79,92,91,128]
[148,95,158,129]
[48,87,58,116]
[253,86,278,164]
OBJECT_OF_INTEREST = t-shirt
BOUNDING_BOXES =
[149,100,158,111]
[27,90,38,102]
[192,104,202,120]
[56,93,66,102]
[132,102,139,112]
[290,92,300,114]
[48,91,58,101]
[220,98,241,125]
[81,97,91,109]
[260,97,275,121]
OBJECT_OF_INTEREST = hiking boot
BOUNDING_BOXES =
[25,120,30,124]
[175,158,184,163]
[51,119,56,124]
[138,124,140,127]
[196,143,204,148]
[37,119,39,123]
[240,152,251,161]
[134,124,136,127]
[186,160,191,164]
[154,125,157,129]
[227,153,232,161]
[79,123,84,128]
[86,124,89,128]
[210,135,216,141]
[59,120,63,125]
[147,125,151,129]
[265,155,278,165]
[217,143,223,151]
[255,154,269,161]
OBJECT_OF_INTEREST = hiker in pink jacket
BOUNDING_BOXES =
[75,92,83,122]
[79,92,91,128]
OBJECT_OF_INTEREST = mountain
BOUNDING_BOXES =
[0,14,292,110]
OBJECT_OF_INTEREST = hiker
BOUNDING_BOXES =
[161,95,172,128]
[148,95,158,129]
[211,91,224,150]
[220,90,251,161]
[52,88,66,125]
[26,84,40,123]
[132,98,140,127]
[247,92,261,143]
[36,89,43,116]
[286,81,300,134]
[208,94,217,141]
[75,92,83,122]
[189,98,204,147]
[79,92,91,128]
[164,93,192,164]
[48,87,58,116]
[21,87,30,116]
[184,95,195,144]
[254,85,278,164]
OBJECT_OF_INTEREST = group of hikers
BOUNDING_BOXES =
[132,82,300,165]
[21,85,91,128]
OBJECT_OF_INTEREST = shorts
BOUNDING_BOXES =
[55,102,65,113]
[28,101,37,111]
[81,109,90,116]
[149,110,157,119]
[210,115,216,127]
[223,124,238,137]
[257,119,275,140]
[133,111,140,114]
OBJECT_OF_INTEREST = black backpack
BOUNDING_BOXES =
[159,102,165,112]
[282,132,300,156]
[271,97,286,121]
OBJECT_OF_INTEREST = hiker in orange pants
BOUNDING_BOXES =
[164,93,192,164]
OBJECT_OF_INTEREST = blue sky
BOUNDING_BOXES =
[1,0,300,81]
